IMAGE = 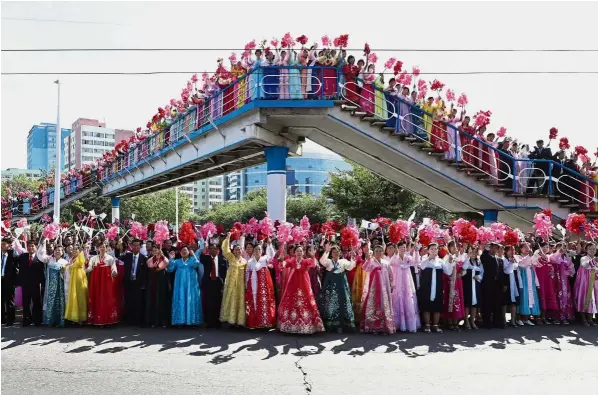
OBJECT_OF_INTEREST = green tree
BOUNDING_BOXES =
[194,188,333,228]
[323,163,454,223]
[1,175,42,198]
[59,188,192,225]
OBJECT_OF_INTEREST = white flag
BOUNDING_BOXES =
[407,211,416,224]
[556,224,566,237]
[82,226,93,237]
[89,210,96,218]
[347,217,356,227]
[14,228,24,238]
[131,213,136,220]
[360,220,379,230]
[98,213,107,220]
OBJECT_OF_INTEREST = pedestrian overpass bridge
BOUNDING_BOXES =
[8,66,596,231]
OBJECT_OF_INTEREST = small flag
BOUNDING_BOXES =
[360,220,379,230]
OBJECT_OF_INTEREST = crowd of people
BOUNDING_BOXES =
[2,213,598,336]
[3,34,597,224]
[1,165,99,221]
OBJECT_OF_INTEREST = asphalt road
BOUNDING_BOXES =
[2,323,598,395]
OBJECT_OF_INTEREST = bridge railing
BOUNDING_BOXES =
[2,171,100,220]
[96,65,598,210]
[386,91,598,206]
[100,65,339,184]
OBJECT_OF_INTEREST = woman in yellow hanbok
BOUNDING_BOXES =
[64,246,89,323]
[373,73,388,120]
[231,61,247,109]
[220,233,247,326]
[350,248,368,324]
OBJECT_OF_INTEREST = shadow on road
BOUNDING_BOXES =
[2,324,598,364]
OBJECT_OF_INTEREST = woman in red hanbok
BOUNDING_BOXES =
[245,242,276,329]
[441,242,466,330]
[532,243,558,323]
[86,242,120,325]
[277,245,324,334]
[360,64,376,114]
[320,50,338,98]
[342,55,360,105]
[218,64,234,116]
[458,115,476,166]
[360,244,396,334]
[430,101,449,152]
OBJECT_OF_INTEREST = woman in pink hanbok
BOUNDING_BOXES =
[360,244,396,334]
[481,132,499,185]
[441,241,466,330]
[359,64,376,114]
[549,243,575,324]
[388,241,420,332]
[574,243,598,326]
[532,242,558,323]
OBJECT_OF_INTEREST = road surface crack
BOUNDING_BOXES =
[294,339,312,393]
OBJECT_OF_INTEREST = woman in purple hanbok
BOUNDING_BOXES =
[360,244,396,334]
[388,241,420,332]
[549,244,575,324]
[574,243,598,326]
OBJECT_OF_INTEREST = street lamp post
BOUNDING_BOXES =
[53,80,62,223]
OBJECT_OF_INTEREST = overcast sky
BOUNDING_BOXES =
[2,1,598,169]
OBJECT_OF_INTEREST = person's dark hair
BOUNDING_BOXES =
[27,240,36,247]
[447,240,457,249]
[585,242,596,251]
[397,240,407,247]
[347,55,355,62]
[131,239,141,245]
[539,241,548,248]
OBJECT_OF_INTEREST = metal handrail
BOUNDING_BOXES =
[339,81,397,121]
[556,174,598,205]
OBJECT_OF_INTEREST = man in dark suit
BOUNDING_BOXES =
[564,153,581,203]
[528,139,553,194]
[481,242,507,329]
[552,150,569,199]
[16,240,45,326]
[121,239,148,326]
[1,238,19,326]
[200,243,228,328]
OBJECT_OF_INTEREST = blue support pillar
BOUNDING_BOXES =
[483,209,499,227]
[111,197,121,223]
[264,146,289,222]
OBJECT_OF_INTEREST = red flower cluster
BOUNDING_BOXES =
[229,222,244,241]
[418,229,432,247]
[549,127,558,140]
[363,43,371,55]
[503,229,519,246]
[575,146,588,156]
[541,208,552,218]
[334,34,349,48]
[321,220,340,239]
[340,226,360,250]
[296,35,308,45]
[393,60,403,76]
[179,221,197,245]
[559,137,570,150]
[310,222,321,234]
[430,79,445,91]
[566,213,586,234]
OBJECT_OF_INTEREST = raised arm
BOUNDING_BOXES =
[221,235,235,263]
[36,240,51,263]
[12,239,26,256]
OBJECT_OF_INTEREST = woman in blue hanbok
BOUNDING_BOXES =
[167,245,204,326]
[248,49,264,101]
[262,50,279,99]
[384,79,399,129]
[37,240,68,327]
[516,245,541,325]
[288,51,303,99]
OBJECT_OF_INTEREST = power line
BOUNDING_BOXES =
[1,17,126,26]
[2,71,597,76]
[3,48,598,53]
